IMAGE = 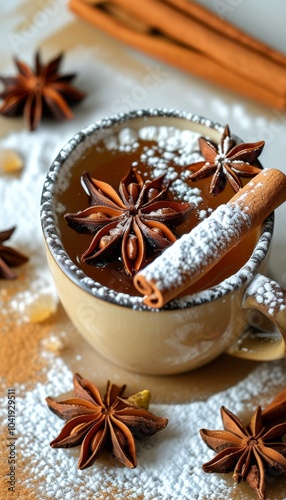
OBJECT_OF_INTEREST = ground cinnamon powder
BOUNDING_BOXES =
[0,284,53,392]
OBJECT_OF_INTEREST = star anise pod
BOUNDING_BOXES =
[65,167,194,276]
[262,388,286,428]
[46,373,168,469]
[0,52,85,131]
[200,404,286,500]
[188,125,264,195]
[0,227,28,279]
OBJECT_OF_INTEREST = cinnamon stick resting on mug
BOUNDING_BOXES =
[134,169,286,308]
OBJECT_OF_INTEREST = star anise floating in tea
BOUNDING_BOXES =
[0,52,85,131]
[46,373,168,469]
[65,167,194,275]
[200,390,286,500]
[188,125,264,195]
[0,227,28,279]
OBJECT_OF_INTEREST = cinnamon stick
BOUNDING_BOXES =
[133,169,286,308]
[109,0,286,96]
[68,0,286,110]
[163,0,286,68]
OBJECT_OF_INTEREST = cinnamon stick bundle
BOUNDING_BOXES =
[69,0,286,110]
[133,169,286,308]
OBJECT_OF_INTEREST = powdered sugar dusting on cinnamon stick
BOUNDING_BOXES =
[135,203,251,302]
[134,168,286,307]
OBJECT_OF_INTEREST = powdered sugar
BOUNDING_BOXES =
[1,353,285,499]
[0,130,66,314]
[246,273,286,315]
[100,123,204,205]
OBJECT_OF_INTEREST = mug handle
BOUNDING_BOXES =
[226,273,286,361]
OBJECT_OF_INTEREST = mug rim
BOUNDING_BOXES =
[40,108,274,311]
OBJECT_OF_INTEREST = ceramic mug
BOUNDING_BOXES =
[40,109,286,375]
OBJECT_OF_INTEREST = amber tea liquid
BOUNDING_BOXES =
[57,126,261,296]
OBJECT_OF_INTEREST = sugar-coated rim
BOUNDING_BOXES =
[40,108,274,311]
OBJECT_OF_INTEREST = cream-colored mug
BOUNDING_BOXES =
[40,109,286,375]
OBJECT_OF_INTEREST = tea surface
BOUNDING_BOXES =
[57,126,260,295]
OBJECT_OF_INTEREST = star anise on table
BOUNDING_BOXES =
[188,125,264,196]
[0,227,28,279]
[46,373,168,469]
[200,400,286,500]
[0,52,85,131]
[65,167,194,276]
